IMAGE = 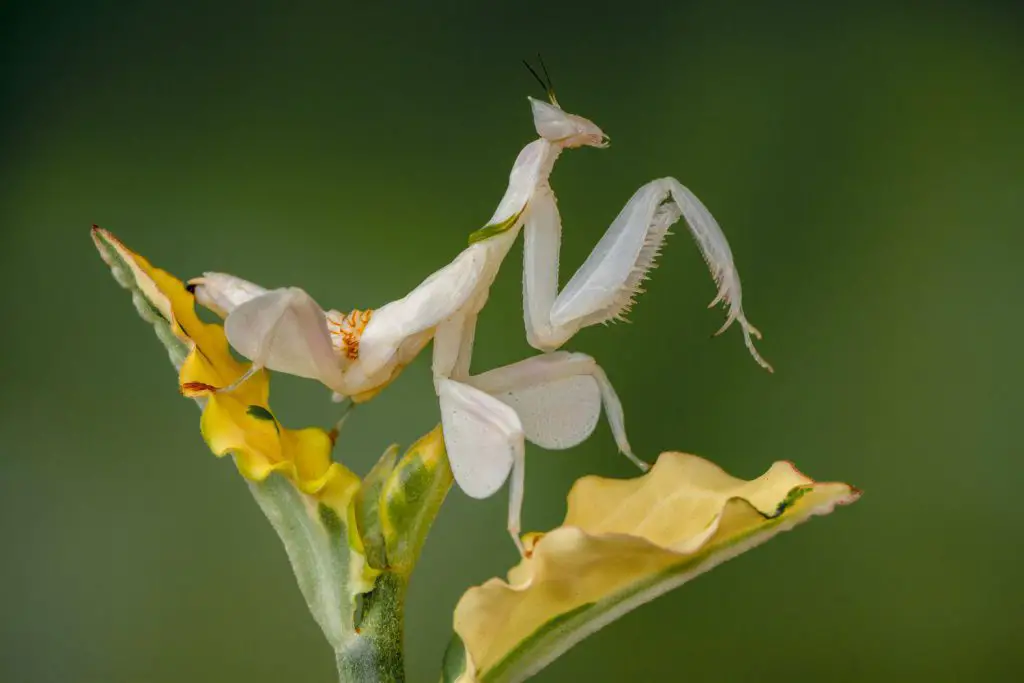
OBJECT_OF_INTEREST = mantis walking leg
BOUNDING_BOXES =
[467,351,644,470]
[435,308,644,553]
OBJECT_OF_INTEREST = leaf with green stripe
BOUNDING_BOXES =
[381,425,452,575]
[92,226,190,368]
[353,444,400,571]
[446,452,860,683]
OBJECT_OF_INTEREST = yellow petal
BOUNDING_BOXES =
[95,229,357,506]
[450,452,860,683]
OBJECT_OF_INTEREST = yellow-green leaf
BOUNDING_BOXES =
[354,444,401,571]
[380,425,452,575]
[447,452,860,683]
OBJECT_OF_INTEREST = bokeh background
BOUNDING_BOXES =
[2,1,1022,681]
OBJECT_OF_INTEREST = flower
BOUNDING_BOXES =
[92,227,359,511]
[444,452,860,683]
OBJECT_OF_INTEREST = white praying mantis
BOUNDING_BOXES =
[190,81,770,554]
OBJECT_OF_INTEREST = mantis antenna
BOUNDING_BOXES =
[522,54,559,106]
[538,54,556,102]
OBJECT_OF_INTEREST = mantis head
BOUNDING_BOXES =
[529,97,608,149]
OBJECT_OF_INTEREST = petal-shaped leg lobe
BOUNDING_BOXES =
[496,375,600,450]
[470,353,603,451]
[438,378,524,500]
[224,288,345,390]
[468,352,645,469]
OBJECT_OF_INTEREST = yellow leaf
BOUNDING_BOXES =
[448,452,860,683]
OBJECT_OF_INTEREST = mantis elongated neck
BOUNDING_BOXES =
[482,139,563,232]
[460,139,565,309]
[534,139,563,190]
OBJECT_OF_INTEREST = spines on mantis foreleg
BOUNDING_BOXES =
[593,198,680,325]
[551,181,679,333]
[665,178,772,372]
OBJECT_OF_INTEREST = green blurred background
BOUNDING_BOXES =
[2,1,1022,681]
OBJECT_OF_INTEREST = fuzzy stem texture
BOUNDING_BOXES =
[335,572,408,683]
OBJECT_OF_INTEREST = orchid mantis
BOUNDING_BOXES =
[191,90,769,554]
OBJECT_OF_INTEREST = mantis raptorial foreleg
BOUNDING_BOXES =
[521,179,773,372]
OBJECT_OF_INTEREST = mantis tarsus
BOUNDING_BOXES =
[191,91,769,554]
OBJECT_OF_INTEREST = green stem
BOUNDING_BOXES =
[335,572,408,683]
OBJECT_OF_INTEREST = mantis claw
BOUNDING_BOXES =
[712,314,738,337]
[739,323,774,373]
